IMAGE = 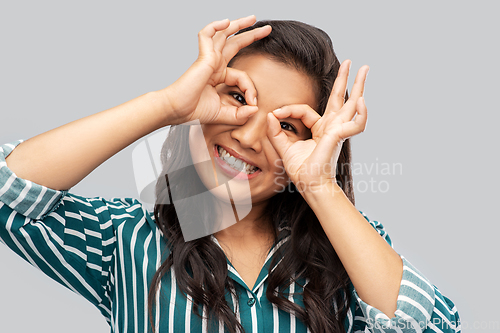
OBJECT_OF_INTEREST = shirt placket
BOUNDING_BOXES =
[210,232,290,332]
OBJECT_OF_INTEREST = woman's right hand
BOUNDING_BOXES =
[4,16,270,191]
[161,15,271,126]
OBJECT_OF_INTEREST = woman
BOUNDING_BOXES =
[0,16,459,332]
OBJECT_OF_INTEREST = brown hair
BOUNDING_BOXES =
[149,20,354,333]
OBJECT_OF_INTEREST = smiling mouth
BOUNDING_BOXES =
[216,145,260,175]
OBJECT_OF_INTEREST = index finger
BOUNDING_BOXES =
[272,105,321,129]
[266,113,294,159]
[224,67,258,106]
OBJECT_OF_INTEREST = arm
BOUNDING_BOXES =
[0,16,270,327]
[5,91,169,191]
[267,60,460,329]
[352,285,461,333]
[307,186,462,333]
[0,141,165,324]
[5,16,269,191]
[344,213,461,333]
[267,60,403,316]
[0,141,119,322]
[305,184,402,317]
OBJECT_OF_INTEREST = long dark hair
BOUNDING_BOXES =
[149,20,354,333]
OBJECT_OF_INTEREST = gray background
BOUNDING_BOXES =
[1,1,498,332]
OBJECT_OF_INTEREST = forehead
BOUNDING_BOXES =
[230,54,318,110]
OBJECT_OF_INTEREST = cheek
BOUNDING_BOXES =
[189,125,217,190]
[268,155,290,186]
[272,173,290,190]
[264,140,285,170]
[257,170,290,200]
[189,125,211,164]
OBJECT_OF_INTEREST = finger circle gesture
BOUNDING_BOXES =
[267,60,369,192]
[166,16,272,126]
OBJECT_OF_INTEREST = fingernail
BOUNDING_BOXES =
[273,108,281,114]
[253,97,257,105]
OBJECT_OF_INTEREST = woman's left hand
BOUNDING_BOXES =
[267,60,369,194]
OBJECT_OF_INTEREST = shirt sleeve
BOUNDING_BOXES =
[0,140,67,220]
[350,212,461,333]
[0,140,153,324]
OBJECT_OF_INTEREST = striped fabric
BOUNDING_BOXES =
[0,141,461,333]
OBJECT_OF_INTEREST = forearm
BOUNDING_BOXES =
[6,89,171,190]
[304,182,403,318]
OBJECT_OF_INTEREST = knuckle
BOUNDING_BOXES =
[209,20,220,27]
[334,91,345,99]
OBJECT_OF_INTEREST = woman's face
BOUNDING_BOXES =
[189,54,317,207]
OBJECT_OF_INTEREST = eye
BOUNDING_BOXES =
[280,122,298,134]
[230,92,247,105]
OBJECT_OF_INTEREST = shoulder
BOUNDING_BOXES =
[47,192,160,240]
[83,195,158,231]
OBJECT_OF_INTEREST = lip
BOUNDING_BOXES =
[214,145,261,180]
[217,144,259,168]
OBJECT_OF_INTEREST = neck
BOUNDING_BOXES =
[214,200,274,244]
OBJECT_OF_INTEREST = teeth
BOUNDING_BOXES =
[217,145,258,174]
[234,159,243,170]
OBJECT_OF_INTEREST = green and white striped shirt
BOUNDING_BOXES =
[0,141,460,333]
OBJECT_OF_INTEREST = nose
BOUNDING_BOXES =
[230,109,268,153]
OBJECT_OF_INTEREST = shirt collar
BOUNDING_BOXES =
[210,228,291,294]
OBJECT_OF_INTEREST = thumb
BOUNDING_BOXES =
[266,112,293,159]
[216,104,258,125]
